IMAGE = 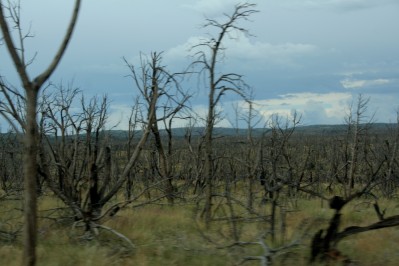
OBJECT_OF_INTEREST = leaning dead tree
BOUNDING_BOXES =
[191,2,257,225]
[310,187,399,264]
[0,1,81,265]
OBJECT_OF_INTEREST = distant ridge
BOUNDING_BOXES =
[105,123,396,139]
[295,123,395,135]
[1,123,394,141]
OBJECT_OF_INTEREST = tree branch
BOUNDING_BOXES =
[33,0,81,88]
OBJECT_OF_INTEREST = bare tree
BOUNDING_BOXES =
[0,1,81,264]
[262,112,301,243]
[191,2,258,225]
[344,94,374,195]
[240,95,264,210]
[380,109,399,197]
[124,52,190,204]
[310,190,399,263]
[125,97,142,200]
[36,82,165,250]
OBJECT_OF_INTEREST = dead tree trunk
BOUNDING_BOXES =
[124,52,189,204]
[192,3,257,225]
[311,194,399,264]
[23,88,39,266]
[0,1,81,264]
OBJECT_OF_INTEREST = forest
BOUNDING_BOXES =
[1,1,399,266]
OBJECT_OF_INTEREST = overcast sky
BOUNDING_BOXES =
[1,0,399,129]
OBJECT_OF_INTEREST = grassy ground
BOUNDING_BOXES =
[1,193,399,265]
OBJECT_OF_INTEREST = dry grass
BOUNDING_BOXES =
[1,191,399,265]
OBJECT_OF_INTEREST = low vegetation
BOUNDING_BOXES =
[2,187,399,265]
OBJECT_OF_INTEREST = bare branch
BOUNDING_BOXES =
[33,0,81,88]
[0,0,30,88]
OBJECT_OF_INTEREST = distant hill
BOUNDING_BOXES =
[105,123,396,140]
[295,123,395,135]
[1,123,395,143]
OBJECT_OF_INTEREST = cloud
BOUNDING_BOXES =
[231,91,399,125]
[184,0,241,16]
[164,33,318,69]
[224,34,318,68]
[107,104,135,130]
[76,63,126,74]
[107,92,399,130]
[247,92,353,125]
[280,0,399,11]
[164,36,204,63]
[340,78,391,89]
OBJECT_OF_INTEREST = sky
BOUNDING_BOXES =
[1,0,399,129]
